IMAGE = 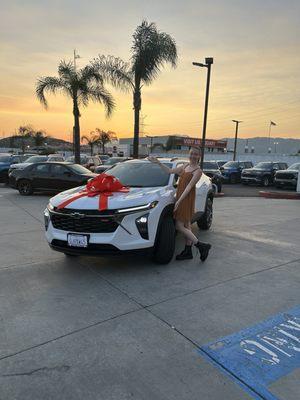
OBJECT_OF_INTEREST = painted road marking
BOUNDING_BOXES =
[200,306,300,400]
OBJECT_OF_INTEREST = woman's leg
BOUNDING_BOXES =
[176,220,198,244]
[184,221,193,246]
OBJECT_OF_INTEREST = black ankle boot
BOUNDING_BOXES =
[195,241,211,262]
[176,245,193,260]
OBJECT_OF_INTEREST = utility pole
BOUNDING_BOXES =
[73,49,80,71]
[232,120,242,161]
[192,57,214,169]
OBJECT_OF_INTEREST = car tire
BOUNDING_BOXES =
[152,216,175,264]
[17,179,33,195]
[197,197,213,230]
[262,176,270,187]
[64,253,79,257]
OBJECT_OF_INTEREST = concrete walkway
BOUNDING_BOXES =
[0,185,299,399]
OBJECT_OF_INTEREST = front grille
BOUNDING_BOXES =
[276,173,296,180]
[50,209,121,233]
[243,173,259,178]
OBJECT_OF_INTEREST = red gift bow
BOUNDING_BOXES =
[57,173,129,211]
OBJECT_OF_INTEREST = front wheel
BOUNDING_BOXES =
[152,216,175,264]
[197,197,213,230]
[262,176,270,187]
[18,179,33,195]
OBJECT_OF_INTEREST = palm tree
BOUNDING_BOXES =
[36,60,115,163]
[17,125,34,153]
[32,130,47,147]
[95,128,111,154]
[92,20,177,158]
[81,132,100,155]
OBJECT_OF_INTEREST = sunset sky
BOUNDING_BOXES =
[1,0,300,141]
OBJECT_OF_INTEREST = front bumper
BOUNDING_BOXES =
[241,175,263,183]
[274,178,297,187]
[45,205,162,255]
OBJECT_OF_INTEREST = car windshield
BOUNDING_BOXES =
[288,163,300,171]
[223,161,238,168]
[106,162,171,187]
[203,162,218,169]
[104,158,125,165]
[0,155,11,163]
[255,162,273,170]
[21,156,47,163]
[67,164,92,175]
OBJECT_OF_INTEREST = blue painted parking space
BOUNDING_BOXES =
[200,306,300,400]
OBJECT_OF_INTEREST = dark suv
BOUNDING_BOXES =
[202,161,223,193]
[221,161,253,183]
[241,162,288,187]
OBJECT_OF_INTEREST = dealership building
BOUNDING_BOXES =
[119,135,227,156]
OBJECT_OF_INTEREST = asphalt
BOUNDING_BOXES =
[0,184,299,400]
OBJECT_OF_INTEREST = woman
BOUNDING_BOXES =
[148,147,211,261]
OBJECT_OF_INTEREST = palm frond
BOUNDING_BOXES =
[131,20,178,85]
[36,76,64,108]
[92,55,133,92]
[87,85,115,118]
[79,65,104,86]
[58,60,76,83]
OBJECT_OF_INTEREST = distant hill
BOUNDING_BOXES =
[0,135,72,150]
[222,137,300,155]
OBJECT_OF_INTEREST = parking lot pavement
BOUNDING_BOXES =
[0,184,299,399]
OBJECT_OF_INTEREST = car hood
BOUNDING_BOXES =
[243,168,268,173]
[276,169,297,174]
[49,185,171,211]
[10,162,31,169]
[203,169,221,175]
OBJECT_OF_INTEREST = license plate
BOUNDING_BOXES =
[67,234,89,248]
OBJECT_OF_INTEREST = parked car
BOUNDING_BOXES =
[216,160,228,171]
[9,162,96,195]
[65,154,90,164]
[274,163,300,189]
[8,155,49,175]
[241,162,288,187]
[202,161,223,193]
[44,158,214,264]
[0,153,23,183]
[95,157,131,173]
[222,161,254,183]
[98,154,110,163]
[47,154,65,162]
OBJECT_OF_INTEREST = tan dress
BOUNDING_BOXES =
[174,166,199,223]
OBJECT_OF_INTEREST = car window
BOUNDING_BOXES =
[273,163,279,170]
[32,164,50,174]
[106,162,171,187]
[51,164,69,175]
[288,163,300,171]
[12,156,20,163]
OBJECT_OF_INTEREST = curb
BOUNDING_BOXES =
[259,191,300,200]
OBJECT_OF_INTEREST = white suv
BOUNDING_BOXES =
[44,158,214,264]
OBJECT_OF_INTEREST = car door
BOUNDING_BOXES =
[30,164,51,189]
[49,164,78,190]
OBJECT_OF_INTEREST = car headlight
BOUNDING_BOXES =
[44,208,50,230]
[47,203,54,211]
[117,201,158,214]
[135,213,149,239]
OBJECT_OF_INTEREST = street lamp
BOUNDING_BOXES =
[232,120,242,161]
[274,141,279,154]
[192,57,214,169]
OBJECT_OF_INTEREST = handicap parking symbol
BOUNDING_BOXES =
[200,306,300,399]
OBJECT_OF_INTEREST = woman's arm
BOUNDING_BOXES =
[147,156,185,175]
[174,169,202,210]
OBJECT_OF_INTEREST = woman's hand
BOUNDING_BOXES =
[174,200,181,212]
[147,156,159,164]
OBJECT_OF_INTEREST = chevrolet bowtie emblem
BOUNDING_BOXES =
[70,212,85,219]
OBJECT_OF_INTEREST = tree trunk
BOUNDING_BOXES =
[133,82,141,159]
[73,97,81,164]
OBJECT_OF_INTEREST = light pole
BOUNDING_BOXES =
[232,120,242,161]
[274,141,279,154]
[192,57,213,169]
[268,120,277,153]
[145,135,158,154]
